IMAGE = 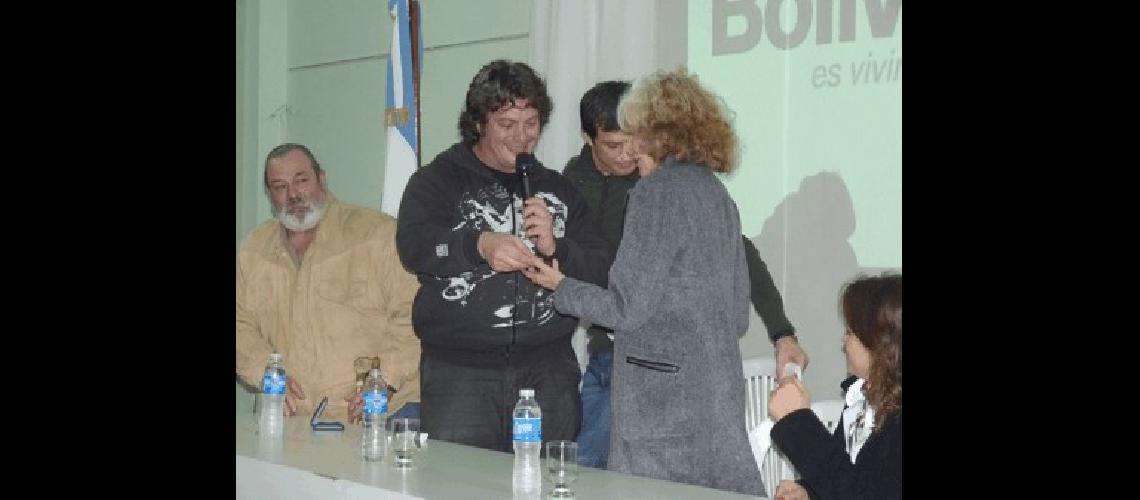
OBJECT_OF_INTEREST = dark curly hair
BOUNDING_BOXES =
[458,60,553,145]
[840,272,902,430]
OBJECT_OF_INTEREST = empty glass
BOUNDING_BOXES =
[545,440,578,498]
[389,418,421,469]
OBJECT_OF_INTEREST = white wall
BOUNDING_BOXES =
[688,0,903,399]
[238,0,531,234]
[237,0,900,408]
[235,0,532,411]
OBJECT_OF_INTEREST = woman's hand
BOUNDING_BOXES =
[774,480,810,500]
[521,257,563,291]
[768,376,810,422]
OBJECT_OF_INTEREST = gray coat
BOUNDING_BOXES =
[554,158,763,496]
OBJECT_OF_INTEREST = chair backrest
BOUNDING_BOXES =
[742,358,850,496]
[742,357,783,496]
[742,357,776,431]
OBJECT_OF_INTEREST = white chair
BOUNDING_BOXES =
[742,357,777,431]
[742,357,787,497]
[743,358,849,496]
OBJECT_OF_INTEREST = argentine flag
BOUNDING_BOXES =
[381,0,422,217]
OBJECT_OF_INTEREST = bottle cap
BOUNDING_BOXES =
[269,353,282,363]
[520,388,535,398]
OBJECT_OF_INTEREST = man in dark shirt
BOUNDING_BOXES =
[395,60,611,452]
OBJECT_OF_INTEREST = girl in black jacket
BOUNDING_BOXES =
[768,273,902,500]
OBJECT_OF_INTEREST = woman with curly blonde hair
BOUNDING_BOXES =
[768,273,902,499]
[616,69,738,175]
[523,68,762,495]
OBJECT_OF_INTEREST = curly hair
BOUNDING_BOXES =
[457,60,553,145]
[840,273,902,430]
[617,67,738,173]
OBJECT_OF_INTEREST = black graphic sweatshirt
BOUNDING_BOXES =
[396,142,611,365]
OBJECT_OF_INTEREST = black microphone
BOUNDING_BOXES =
[516,152,538,200]
[515,152,548,261]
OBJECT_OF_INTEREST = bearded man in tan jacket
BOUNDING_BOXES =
[237,143,421,423]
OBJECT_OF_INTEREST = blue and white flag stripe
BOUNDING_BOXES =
[381,0,422,217]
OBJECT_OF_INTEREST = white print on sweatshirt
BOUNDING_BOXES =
[443,184,567,328]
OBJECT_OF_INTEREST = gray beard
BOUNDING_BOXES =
[275,199,327,231]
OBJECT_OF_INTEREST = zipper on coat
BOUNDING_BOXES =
[626,356,681,373]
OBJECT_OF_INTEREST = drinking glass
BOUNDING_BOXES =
[545,440,578,498]
[389,418,421,469]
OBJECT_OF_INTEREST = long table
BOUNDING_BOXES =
[236,413,767,499]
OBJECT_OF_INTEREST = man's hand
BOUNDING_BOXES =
[284,376,306,416]
[775,336,809,379]
[768,376,810,422]
[344,388,364,424]
[477,232,535,272]
[774,480,811,500]
[521,197,556,257]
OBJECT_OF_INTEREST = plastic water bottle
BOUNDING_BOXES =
[259,352,286,437]
[361,368,389,461]
[512,388,542,494]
